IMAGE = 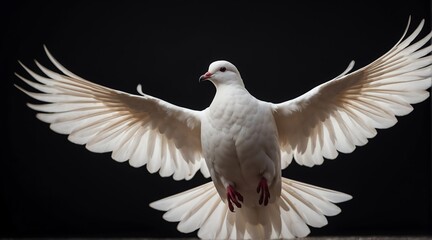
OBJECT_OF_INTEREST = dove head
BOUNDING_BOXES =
[199,60,244,88]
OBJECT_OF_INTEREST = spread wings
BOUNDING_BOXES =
[15,46,210,180]
[273,18,432,168]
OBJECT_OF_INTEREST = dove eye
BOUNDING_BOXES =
[219,67,227,72]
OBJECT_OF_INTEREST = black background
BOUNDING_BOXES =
[3,0,431,238]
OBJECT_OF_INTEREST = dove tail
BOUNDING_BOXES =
[149,178,352,239]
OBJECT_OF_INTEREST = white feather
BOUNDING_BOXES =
[273,19,432,167]
[15,48,207,180]
[150,177,351,239]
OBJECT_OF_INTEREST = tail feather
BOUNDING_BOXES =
[197,200,227,239]
[177,187,220,233]
[288,179,352,203]
[149,177,352,239]
[150,182,214,222]
[281,201,310,237]
[286,179,350,216]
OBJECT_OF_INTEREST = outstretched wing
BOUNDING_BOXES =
[15,46,210,180]
[273,18,432,168]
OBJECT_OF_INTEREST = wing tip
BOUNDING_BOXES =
[14,83,31,95]
[43,44,51,58]
[149,200,164,211]
[335,192,354,203]
[136,84,145,96]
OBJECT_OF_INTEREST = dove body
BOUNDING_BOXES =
[202,77,281,208]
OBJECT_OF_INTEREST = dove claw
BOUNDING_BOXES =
[257,177,270,206]
[227,185,243,212]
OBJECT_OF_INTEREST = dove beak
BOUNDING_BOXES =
[199,72,213,82]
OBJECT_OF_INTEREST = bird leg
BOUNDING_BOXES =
[226,185,243,212]
[257,177,270,206]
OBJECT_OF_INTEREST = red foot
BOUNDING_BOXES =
[227,185,243,212]
[257,177,270,206]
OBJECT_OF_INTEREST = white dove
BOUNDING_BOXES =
[15,17,431,239]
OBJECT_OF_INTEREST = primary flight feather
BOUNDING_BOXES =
[15,18,431,239]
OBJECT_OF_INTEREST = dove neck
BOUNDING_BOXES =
[213,79,246,91]
[215,83,246,94]
[214,82,249,99]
